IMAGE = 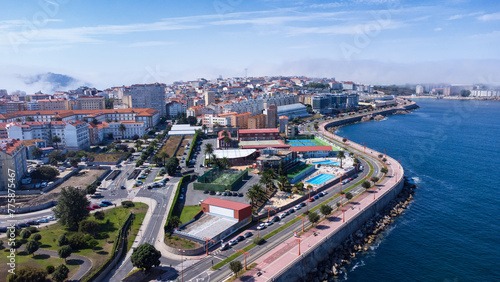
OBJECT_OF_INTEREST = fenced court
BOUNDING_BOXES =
[194,167,248,191]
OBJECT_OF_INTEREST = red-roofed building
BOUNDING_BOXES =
[237,128,280,141]
[201,198,252,221]
[0,139,27,191]
[217,130,232,149]
[290,145,335,158]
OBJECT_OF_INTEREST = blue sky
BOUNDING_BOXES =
[0,0,499,92]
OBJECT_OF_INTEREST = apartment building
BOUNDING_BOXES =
[6,102,26,113]
[77,96,105,110]
[124,83,166,116]
[231,112,252,129]
[107,121,146,140]
[0,139,27,191]
[38,99,71,111]
[248,114,267,129]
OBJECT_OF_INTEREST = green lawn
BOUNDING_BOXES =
[0,249,79,280]
[179,205,202,224]
[126,203,149,252]
[165,235,198,249]
[32,203,147,280]
[287,163,313,179]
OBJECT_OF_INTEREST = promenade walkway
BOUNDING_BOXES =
[237,122,404,281]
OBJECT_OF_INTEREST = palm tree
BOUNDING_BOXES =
[52,135,61,149]
[260,169,276,192]
[337,150,346,168]
[202,124,207,134]
[246,184,263,208]
[223,136,231,149]
[221,157,230,169]
[204,143,214,162]
[135,140,143,150]
[159,151,169,166]
[277,176,290,191]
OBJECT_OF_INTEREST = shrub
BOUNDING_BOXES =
[46,265,55,274]
[79,220,99,235]
[68,233,87,249]
[121,201,135,208]
[94,211,105,220]
[32,233,42,241]
[20,229,32,239]
[57,234,69,247]
[26,226,38,233]
[253,237,265,245]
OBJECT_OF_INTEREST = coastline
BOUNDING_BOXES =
[399,95,500,101]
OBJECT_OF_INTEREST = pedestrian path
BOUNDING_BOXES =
[237,124,403,281]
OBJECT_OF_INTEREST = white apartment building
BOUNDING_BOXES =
[107,121,146,140]
[77,96,106,110]
[202,114,232,128]
[166,101,187,117]
[0,139,27,191]
[6,121,90,150]
[26,101,40,111]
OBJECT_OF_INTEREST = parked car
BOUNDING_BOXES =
[17,223,29,228]
[308,197,315,202]
[265,221,273,226]
[244,232,253,238]
[318,192,325,197]
[37,218,48,223]
[272,216,280,222]
[85,206,93,211]
[45,215,55,221]
[299,203,306,207]
[99,203,108,207]
[232,192,238,197]
[26,220,39,225]
[238,193,244,197]
[226,192,232,196]
[313,195,319,200]
[209,191,216,195]
[179,194,184,200]
[279,213,287,219]
[203,190,209,194]
[0,227,7,233]
[236,235,245,242]
[102,201,113,206]
[222,192,227,196]
[221,243,230,250]
[257,223,266,230]
[120,185,126,189]
[228,239,238,246]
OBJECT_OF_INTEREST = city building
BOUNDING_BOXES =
[205,90,216,106]
[166,101,186,118]
[210,149,258,166]
[277,103,309,119]
[231,112,252,129]
[123,83,166,116]
[0,139,27,191]
[264,104,278,128]
[107,121,146,140]
[311,93,359,114]
[237,128,280,141]
[77,96,105,110]
[22,139,47,159]
[247,114,267,129]
[38,99,71,111]
[6,102,26,113]
[279,116,289,133]
[286,124,299,137]
[256,148,298,172]
[26,102,40,111]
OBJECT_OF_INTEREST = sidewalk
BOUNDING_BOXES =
[238,124,403,280]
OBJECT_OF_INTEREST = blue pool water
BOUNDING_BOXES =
[306,173,336,185]
[313,160,340,166]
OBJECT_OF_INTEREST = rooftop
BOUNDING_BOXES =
[238,128,279,134]
[277,103,307,111]
[202,197,252,211]
[210,149,256,159]
[290,145,333,152]
[180,213,237,240]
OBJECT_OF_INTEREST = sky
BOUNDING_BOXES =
[0,0,499,92]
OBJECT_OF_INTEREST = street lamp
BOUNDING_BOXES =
[203,237,215,256]
[336,192,345,208]
[235,249,250,270]
[296,214,307,232]
[306,185,314,212]
[341,208,346,223]
[363,142,366,153]
[296,238,302,256]
[178,249,185,282]
[265,207,276,222]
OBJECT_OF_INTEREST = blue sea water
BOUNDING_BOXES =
[333,99,500,281]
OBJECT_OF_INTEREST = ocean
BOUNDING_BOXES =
[333,99,500,281]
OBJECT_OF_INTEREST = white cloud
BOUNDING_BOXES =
[434,27,443,31]
[478,12,500,21]
[287,20,404,36]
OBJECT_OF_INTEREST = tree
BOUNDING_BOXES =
[46,265,55,274]
[94,211,105,220]
[308,211,320,225]
[32,233,42,241]
[70,158,79,168]
[187,116,198,126]
[381,167,388,174]
[166,157,180,176]
[223,136,232,149]
[10,239,22,253]
[204,143,214,161]
[51,135,62,149]
[320,205,333,217]
[165,216,182,231]
[26,240,39,257]
[31,166,59,181]
[229,261,243,277]
[277,175,290,191]
[294,182,304,191]
[362,180,371,190]
[460,89,471,97]
[58,245,72,262]
[370,176,379,184]
[79,220,99,235]
[131,243,161,271]
[378,154,383,159]
[86,184,97,195]
[52,264,69,282]
[32,147,43,159]
[345,192,353,201]
[53,187,90,231]
[107,132,114,140]
[20,229,32,239]
[132,134,140,141]
[105,98,115,109]
[118,123,127,137]
[260,169,277,192]
[305,104,313,114]
[158,151,169,166]
[7,266,47,282]
[220,157,230,169]
[314,122,319,130]
[246,184,265,207]
[337,151,346,168]
[57,234,69,247]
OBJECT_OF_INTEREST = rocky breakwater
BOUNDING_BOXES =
[360,115,373,122]
[303,179,418,281]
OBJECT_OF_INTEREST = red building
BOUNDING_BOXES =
[201,198,252,222]
[237,128,280,141]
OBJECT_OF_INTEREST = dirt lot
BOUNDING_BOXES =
[160,136,183,158]
[0,169,105,209]
[176,138,192,157]
[91,153,124,162]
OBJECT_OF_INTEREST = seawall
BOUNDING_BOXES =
[274,179,404,282]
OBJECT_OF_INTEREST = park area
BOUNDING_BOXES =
[0,202,148,281]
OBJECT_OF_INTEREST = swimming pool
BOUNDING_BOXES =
[306,174,336,185]
[313,160,340,166]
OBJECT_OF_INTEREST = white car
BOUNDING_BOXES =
[279,213,287,219]
[228,239,238,246]
[265,221,273,227]
[257,223,266,230]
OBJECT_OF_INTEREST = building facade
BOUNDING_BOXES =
[125,83,166,116]
[0,139,27,191]
[77,96,105,110]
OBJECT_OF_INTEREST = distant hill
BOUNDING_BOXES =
[23,72,85,92]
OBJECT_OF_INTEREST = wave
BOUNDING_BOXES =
[350,260,366,272]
